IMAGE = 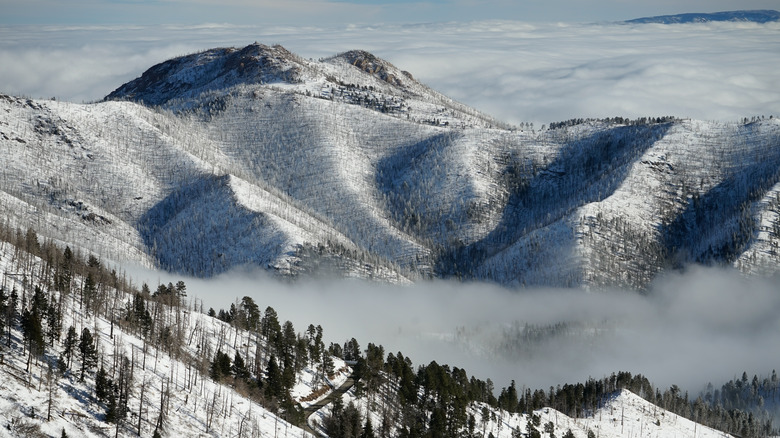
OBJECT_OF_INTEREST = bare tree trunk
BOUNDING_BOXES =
[46,364,57,421]
[138,377,146,435]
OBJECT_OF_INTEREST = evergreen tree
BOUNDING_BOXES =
[46,297,61,346]
[344,337,361,362]
[261,307,281,342]
[239,296,260,330]
[232,351,249,380]
[21,286,46,372]
[175,280,187,299]
[104,383,118,423]
[526,414,542,438]
[57,246,73,293]
[95,366,111,401]
[322,351,335,379]
[62,325,78,369]
[82,273,97,313]
[265,355,283,401]
[210,349,232,381]
[78,328,98,381]
[361,417,375,438]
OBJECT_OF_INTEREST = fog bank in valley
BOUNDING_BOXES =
[127,264,780,394]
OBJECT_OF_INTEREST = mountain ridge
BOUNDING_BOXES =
[625,9,780,24]
[2,44,780,290]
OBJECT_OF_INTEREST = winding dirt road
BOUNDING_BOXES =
[303,374,357,437]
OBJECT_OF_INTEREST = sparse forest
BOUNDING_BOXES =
[0,221,776,437]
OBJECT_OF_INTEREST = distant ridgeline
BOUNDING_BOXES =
[625,10,780,24]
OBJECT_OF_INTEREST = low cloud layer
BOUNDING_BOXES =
[1,21,778,125]
[126,264,780,394]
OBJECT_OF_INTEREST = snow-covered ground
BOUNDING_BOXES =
[0,237,353,437]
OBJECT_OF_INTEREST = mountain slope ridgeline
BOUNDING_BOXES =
[1,43,779,289]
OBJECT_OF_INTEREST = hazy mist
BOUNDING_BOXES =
[124,263,780,394]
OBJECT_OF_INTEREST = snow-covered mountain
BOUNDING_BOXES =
[625,10,780,24]
[1,44,780,289]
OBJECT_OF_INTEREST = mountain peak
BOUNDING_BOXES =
[105,42,304,106]
[331,49,414,87]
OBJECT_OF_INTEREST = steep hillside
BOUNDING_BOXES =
[2,45,780,289]
[0,226,358,438]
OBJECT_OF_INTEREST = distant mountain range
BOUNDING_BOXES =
[2,42,780,290]
[626,9,780,24]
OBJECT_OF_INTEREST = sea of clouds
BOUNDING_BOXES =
[1,20,778,126]
[126,263,780,395]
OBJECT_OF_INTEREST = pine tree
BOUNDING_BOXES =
[265,355,283,401]
[21,286,46,372]
[46,297,61,346]
[361,417,376,438]
[58,246,73,293]
[174,280,187,299]
[78,328,98,381]
[241,296,260,330]
[232,351,249,380]
[95,366,110,401]
[104,383,118,423]
[62,326,78,369]
[82,273,97,313]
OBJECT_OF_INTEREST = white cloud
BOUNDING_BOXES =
[1,21,777,124]
[123,263,780,393]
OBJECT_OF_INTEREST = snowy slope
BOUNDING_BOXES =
[330,384,734,438]
[0,232,354,438]
[2,44,780,288]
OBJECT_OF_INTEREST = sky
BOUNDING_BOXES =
[1,0,779,26]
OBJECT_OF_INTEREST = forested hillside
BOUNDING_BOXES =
[0,224,776,437]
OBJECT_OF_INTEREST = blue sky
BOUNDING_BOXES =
[1,0,778,25]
